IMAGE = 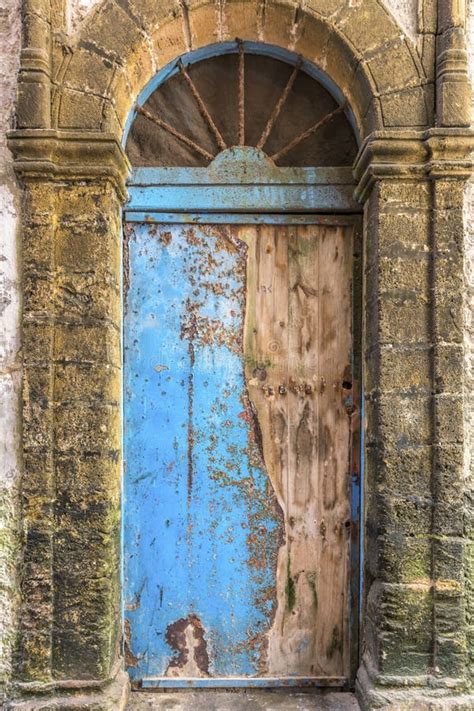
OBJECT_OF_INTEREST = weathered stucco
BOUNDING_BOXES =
[0,0,473,709]
[0,0,21,703]
[68,0,98,33]
[383,0,418,41]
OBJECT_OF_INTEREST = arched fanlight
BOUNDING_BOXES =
[126,41,357,168]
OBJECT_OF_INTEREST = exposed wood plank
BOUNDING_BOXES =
[315,225,353,677]
[239,223,353,678]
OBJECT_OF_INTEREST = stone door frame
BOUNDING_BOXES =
[6,0,474,708]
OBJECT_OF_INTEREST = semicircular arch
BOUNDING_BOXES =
[57,0,430,141]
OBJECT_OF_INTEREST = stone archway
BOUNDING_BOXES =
[56,0,429,138]
[6,0,474,709]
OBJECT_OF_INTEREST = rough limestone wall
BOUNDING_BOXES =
[0,0,21,702]
[465,0,474,684]
[69,0,420,39]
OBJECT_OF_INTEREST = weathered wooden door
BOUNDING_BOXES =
[123,220,356,687]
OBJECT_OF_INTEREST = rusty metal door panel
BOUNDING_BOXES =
[123,222,355,687]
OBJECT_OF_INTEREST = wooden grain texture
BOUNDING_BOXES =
[239,224,353,678]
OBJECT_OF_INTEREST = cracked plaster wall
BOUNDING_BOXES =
[0,0,21,702]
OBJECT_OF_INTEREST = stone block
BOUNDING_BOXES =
[22,222,55,271]
[434,179,466,210]
[420,33,436,82]
[372,181,431,211]
[433,539,466,583]
[433,303,464,345]
[435,636,468,679]
[55,452,120,500]
[367,345,431,395]
[367,581,432,675]
[22,372,53,451]
[370,210,430,258]
[82,0,143,64]
[377,254,430,294]
[433,343,464,394]
[377,296,430,346]
[376,392,432,448]
[438,1,467,33]
[434,443,464,493]
[54,363,120,405]
[261,0,297,47]
[378,491,433,538]
[23,270,54,316]
[434,208,465,254]
[203,0,261,44]
[377,533,432,584]
[54,324,120,366]
[52,567,119,678]
[434,394,464,445]
[58,88,104,130]
[381,85,430,128]
[16,78,51,129]
[350,60,377,128]
[55,216,120,275]
[293,12,333,71]
[437,78,472,128]
[16,628,52,681]
[123,42,155,110]
[54,271,120,325]
[151,16,188,71]
[54,402,121,453]
[305,0,346,18]
[64,47,114,96]
[366,40,421,94]
[366,446,432,499]
[336,1,400,55]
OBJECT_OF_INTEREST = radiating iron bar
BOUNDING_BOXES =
[178,60,227,151]
[257,57,302,150]
[238,38,245,145]
[136,104,215,162]
[271,105,345,162]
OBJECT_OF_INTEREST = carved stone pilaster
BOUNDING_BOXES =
[5,130,130,710]
[353,128,474,709]
[436,0,471,127]
[17,0,53,128]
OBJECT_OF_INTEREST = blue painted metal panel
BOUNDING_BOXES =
[125,151,359,215]
[124,213,357,225]
[123,223,283,681]
[126,184,356,214]
[141,676,346,688]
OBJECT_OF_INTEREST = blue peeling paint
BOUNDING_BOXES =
[123,223,283,681]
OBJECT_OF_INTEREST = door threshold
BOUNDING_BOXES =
[140,677,348,689]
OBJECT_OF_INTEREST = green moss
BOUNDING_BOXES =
[286,556,296,612]
[306,572,318,610]
[327,625,342,660]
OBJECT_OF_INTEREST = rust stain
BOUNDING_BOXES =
[123,223,132,301]
[160,230,172,245]
[181,305,197,506]
[165,614,210,677]
[124,618,139,668]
